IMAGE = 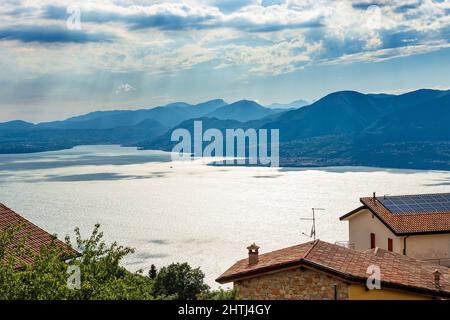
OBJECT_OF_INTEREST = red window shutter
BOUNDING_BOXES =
[370,233,376,249]
[388,238,393,252]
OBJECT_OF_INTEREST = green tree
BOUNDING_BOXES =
[197,288,237,300]
[0,224,226,300]
[149,264,157,280]
[0,223,155,300]
[152,262,209,300]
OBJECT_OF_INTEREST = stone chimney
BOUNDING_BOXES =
[247,243,260,265]
[434,269,441,289]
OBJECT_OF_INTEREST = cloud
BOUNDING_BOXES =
[0,25,116,43]
[215,36,320,75]
[394,2,422,13]
[115,83,136,95]
[0,0,450,78]
[42,2,322,33]
[43,3,221,31]
[351,2,388,10]
[205,0,258,13]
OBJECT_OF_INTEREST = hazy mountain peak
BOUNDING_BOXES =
[163,102,192,108]
[197,98,227,105]
[267,99,310,109]
[206,99,279,122]
[0,120,35,130]
[231,99,260,105]
[324,90,366,98]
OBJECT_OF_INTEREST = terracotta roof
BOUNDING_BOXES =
[340,194,450,235]
[216,240,450,298]
[0,203,78,270]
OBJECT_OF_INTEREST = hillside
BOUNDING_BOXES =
[2,89,450,170]
[206,100,282,122]
[35,100,227,130]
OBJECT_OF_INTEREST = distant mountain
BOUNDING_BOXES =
[267,99,310,109]
[265,91,387,141]
[206,100,281,122]
[140,89,450,170]
[391,89,449,108]
[188,99,229,116]
[0,120,34,130]
[366,90,450,140]
[3,90,450,170]
[0,118,168,154]
[266,89,450,169]
[37,99,227,130]
[140,117,246,152]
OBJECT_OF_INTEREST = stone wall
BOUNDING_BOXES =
[235,267,349,300]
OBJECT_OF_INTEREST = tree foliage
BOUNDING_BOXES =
[197,288,237,300]
[152,262,210,300]
[0,223,154,300]
[0,224,235,300]
[149,264,157,280]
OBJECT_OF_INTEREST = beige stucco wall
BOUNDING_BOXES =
[347,209,402,254]
[406,234,450,261]
[346,209,450,262]
[348,284,432,300]
[235,267,349,300]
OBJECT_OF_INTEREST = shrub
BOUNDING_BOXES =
[152,262,209,300]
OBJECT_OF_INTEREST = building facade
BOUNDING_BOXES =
[217,240,450,300]
[340,193,450,265]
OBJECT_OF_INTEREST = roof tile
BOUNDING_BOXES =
[360,196,450,235]
[216,240,450,297]
[0,203,77,270]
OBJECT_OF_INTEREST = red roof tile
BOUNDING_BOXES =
[216,240,450,298]
[0,203,78,270]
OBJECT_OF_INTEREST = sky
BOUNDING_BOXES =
[0,0,450,122]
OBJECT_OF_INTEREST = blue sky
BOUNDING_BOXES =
[1,0,450,122]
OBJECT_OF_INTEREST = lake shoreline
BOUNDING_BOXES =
[1,143,449,173]
[1,145,450,286]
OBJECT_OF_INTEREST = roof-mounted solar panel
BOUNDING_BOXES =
[378,193,450,214]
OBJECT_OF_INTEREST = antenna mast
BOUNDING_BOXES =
[301,208,325,240]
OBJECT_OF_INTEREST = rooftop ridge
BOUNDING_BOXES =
[217,240,450,297]
[303,239,320,260]
[375,192,450,198]
[361,197,450,216]
[0,202,78,269]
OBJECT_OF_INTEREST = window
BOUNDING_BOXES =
[370,233,376,249]
[388,238,393,252]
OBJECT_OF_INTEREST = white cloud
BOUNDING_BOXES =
[0,0,449,78]
[115,83,136,95]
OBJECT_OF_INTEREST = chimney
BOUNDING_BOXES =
[434,269,441,289]
[247,243,260,265]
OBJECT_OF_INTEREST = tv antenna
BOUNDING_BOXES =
[301,208,325,240]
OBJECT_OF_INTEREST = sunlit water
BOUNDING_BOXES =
[1,145,450,287]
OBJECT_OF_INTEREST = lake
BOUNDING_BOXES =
[1,145,450,287]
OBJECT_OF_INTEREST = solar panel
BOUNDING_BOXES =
[378,193,450,214]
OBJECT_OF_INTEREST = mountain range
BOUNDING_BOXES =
[1,89,450,170]
[266,99,310,109]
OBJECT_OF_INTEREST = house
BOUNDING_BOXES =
[340,193,450,265]
[216,240,450,300]
[0,203,77,270]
